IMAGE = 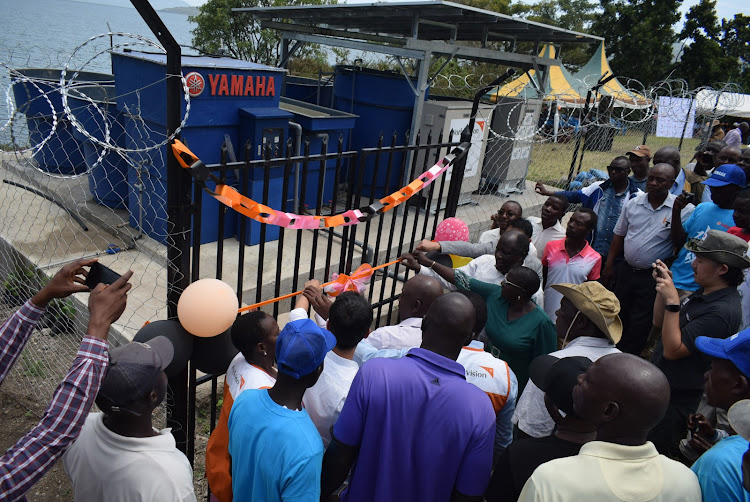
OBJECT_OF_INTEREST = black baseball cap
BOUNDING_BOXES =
[529,354,593,418]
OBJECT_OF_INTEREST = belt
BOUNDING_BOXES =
[625,262,653,272]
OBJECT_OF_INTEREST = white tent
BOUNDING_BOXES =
[695,89,750,119]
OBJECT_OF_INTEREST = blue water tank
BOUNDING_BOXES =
[67,85,129,208]
[111,51,286,245]
[332,65,428,197]
[12,69,114,175]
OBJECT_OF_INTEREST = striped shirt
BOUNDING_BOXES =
[0,300,109,502]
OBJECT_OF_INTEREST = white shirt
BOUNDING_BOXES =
[224,352,276,398]
[513,336,621,437]
[64,413,196,502]
[613,191,691,269]
[528,216,566,260]
[365,316,423,350]
[419,255,544,305]
[518,441,701,502]
[302,351,359,447]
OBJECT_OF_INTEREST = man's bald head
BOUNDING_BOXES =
[653,146,681,176]
[420,293,476,360]
[716,145,742,167]
[573,353,670,443]
[397,275,444,322]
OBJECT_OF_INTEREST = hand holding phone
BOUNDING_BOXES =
[85,262,122,290]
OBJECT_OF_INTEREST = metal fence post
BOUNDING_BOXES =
[129,0,192,455]
[444,127,472,217]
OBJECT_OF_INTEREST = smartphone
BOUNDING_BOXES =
[683,191,696,204]
[85,262,121,289]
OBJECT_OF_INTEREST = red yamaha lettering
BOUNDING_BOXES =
[230,75,244,95]
[202,74,276,97]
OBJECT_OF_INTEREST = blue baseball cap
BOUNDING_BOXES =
[702,164,746,187]
[275,318,336,379]
[695,328,750,378]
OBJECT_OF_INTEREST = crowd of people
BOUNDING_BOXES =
[2,137,750,502]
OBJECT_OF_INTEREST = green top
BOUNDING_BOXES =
[456,271,557,390]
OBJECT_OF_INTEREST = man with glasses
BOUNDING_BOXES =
[536,156,639,266]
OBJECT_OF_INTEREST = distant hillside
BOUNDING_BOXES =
[161,5,199,15]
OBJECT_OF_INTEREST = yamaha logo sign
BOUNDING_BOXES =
[185,71,205,97]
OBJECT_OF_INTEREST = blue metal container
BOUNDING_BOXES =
[12,69,114,175]
[236,107,293,246]
[111,51,286,245]
[332,65,428,196]
[283,75,334,108]
[68,85,128,208]
[279,97,357,208]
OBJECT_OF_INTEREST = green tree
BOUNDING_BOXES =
[510,0,597,69]
[189,0,334,66]
[675,0,737,88]
[591,0,682,86]
[720,13,750,91]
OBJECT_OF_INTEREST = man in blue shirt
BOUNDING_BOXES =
[228,318,336,502]
[670,164,746,295]
[536,155,639,264]
[690,328,750,501]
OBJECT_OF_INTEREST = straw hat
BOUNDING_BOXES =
[550,282,623,344]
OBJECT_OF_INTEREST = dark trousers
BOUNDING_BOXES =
[614,262,657,355]
[648,388,703,459]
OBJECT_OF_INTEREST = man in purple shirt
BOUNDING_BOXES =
[321,293,496,502]
[0,258,132,501]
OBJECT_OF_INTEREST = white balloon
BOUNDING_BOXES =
[177,279,238,338]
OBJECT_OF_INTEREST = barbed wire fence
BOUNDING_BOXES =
[0,32,746,497]
[0,33,198,445]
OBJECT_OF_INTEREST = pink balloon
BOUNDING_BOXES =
[177,279,238,338]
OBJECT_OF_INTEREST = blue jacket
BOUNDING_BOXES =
[555,179,640,255]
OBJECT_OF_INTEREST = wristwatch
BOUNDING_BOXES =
[665,304,681,313]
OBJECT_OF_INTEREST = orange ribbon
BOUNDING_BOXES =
[238,258,402,313]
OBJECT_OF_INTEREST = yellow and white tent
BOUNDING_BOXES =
[487,45,588,107]
[574,42,650,109]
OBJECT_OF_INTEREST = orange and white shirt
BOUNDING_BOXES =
[205,353,275,502]
[457,340,515,413]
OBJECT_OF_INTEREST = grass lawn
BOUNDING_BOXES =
[527,130,702,187]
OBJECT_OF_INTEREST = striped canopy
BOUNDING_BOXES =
[574,42,650,109]
[487,45,588,107]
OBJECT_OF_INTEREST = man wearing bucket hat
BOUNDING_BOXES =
[689,328,750,501]
[670,163,746,295]
[649,229,750,457]
[513,281,621,438]
[63,336,196,501]
[488,355,595,502]
[228,318,336,501]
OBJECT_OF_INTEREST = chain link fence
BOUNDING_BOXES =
[0,31,745,499]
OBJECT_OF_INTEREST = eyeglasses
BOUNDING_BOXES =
[501,279,530,297]
[607,165,630,174]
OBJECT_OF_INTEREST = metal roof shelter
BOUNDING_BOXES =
[233,1,603,143]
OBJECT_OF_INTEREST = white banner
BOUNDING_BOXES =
[656,96,695,139]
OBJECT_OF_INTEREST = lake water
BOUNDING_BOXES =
[0,0,196,70]
[0,0,196,133]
